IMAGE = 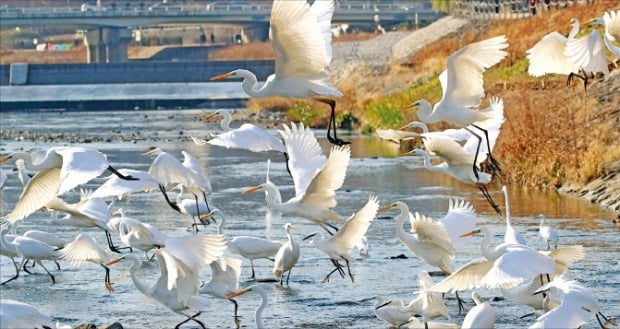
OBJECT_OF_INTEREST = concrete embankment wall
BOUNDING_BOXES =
[0,60,274,86]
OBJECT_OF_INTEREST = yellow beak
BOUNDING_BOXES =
[203,112,219,120]
[241,186,261,195]
[0,157,9,163]
[210,72,233,81]
[378,204,394,212]
[142,149,156,156]
[399,124,410,130]
[399,151,412,157]
[460,229,479,238]
[400,104,415,111]
[227,288,250,299]
[199,211,215,221]
[105,258,122,266]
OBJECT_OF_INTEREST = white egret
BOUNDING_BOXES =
[403,271,450,320]
[228,235,282,280]
[378,201,455,274]
[374,296,417,327]
[242,123,350,234]
[402,135,502,214]
[0,169,6,188]
[192,110,286,154]
[461,292,495,329]
[106,234,227,329]
[1,234,61,284]
[530,275,614,329]
[429,227,585,293]
[199,256,243,320]
[227,285,269,329]
[402,36,508,174]
[526,18,581,81]
[89,169,163,201]
[176,186,211,231]
[117,217,167,260]
[0,225,20,285]
[0,299,56,329]
[565,21,610,82]
[60,232,115,293]
[502,185,526,245]
[22,229,67,270]
[405,316,458,329]
[273,223,301,286]
[0,147,136,223]
[538,214,558,250]
[590,10,620,59]
[303,196,379,283]
[209,0,347,145]
[144,148,212,223]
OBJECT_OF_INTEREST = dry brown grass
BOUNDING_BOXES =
[333,31,381,42]
[0,46,87,64]
[208,41,274,60]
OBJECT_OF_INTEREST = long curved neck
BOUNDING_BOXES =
[503,188,512,226]
[417,102,439,124]
[10,151,56,171]
[408,121,429,133]
[237,70,270,98]
[285,227,294,245]
[217,215,225,235]
[221,111,233,131]
[480,231,498,260]
[255,292,267,329]
[263,184,284,211]
[395,211,409,242]
[128,257,151,298]
[603,34,620,57]
[568,20,580,39]
[418,150,445,174]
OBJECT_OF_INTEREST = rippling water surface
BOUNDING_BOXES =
[1,109,618,328]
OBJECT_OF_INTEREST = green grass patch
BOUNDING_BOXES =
[286,101,324,127]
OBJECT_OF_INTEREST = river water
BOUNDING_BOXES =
[0,109,618,328]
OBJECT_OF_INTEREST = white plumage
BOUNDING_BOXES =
[461,292,496,329]
[0,299,54,329]
[273,223,301,285]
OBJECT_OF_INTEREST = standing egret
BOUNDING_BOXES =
[530,275,614,329]
[0,147,136,223]
[242,123,350,234]
[22,230,67,270]
[227,285,269,329]
[402,36,508,174]
[0,225,20,285]
[589,10,620,59]
[403,271,450,320]
[461,292,495,329]
[402,135,502,214]
[60,233,115,293]
[209,0,348,145]
[1,234,61,284]
[176,186,212,231]
[378,201,455,274]
[117,217,167,260]
[374,296,417,327]
[405,316,458,329]
[502,185,526,245]
[144,148,212,229]
[0,299,56,329]
[538,215,558,250]
[273,223,300,286]
[106,234,227,329]
[303,196,379,283]
[199,256,243,321]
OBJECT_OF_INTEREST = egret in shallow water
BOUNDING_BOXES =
[502,185,526,245]
[538,214,558,250]
[461,292,495,329]
[106,234,227,329]
[0,299,70,329]
[242,123,350,234]
[199,256,243,322]
[209,0,347,145]
[60,232,115,293]
[273,223,300,286]
[227,285,269,329]
[303,196,379,283]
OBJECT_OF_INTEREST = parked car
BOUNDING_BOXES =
[81,3,107,12]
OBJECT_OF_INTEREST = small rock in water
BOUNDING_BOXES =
[100,322,124,329]
[387,254,408,259]
[73,324,96,329]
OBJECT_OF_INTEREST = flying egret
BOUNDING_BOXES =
[273,223,301,286]
[538,214,558,250]
[0,299,60,329]
[117,217,167,260]
[0,147,137,223]
[530,275,614,329]
[192,110,287,154]
[589,10,620,59]
[565,20,610,83]
[227,285,269,329]
[303,196,379,283]
[242,123,350,234]
[429,227,585,293]
[403,271,450,320]
[502,185,526,245]
[60,232,115,293]
[144,148,212,225]
[199,256,243,321]
[461,292,495,329]
[209,0,348,145]
[401,135,502,214]
[402,36,508,175]
[378,201,456,274]
[106,234,227,329]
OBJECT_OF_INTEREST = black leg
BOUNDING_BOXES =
[229,298,239,319]
[282,152,293,181]
[321,266,341,283]
[107,165,138,181]
[22,259,33,274]
[105,230,121,254]
[1,257,20,285]
[320,223,335,236]
[159,184,181,213]
[464,127,482,180]
[250,259,255,280]
[332,259,345,278]
[471,123,502,173]
[478,185,502,215]
[37,261,55,284]
[455,291,466,314]
[316,98,349,146]
[344,259,354,283]
[286,268,292,286]
[54,260,61,271]
[174,312,205,329]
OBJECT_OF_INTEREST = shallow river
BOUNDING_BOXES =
[1,109,618,328]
